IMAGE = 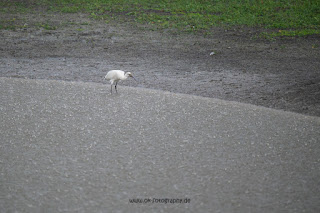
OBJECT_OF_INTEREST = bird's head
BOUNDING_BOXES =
[125,72,137,82]
[126,72,133,77]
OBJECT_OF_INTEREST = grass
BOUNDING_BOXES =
[36,22,57,30]
[0,17,17,30]
[261,29,320,39]
[0,0,319,37]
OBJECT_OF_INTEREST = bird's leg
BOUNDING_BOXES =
[110,84,113,94]
[115,82,118,93]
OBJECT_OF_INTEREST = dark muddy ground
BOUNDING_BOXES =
[1,12,320,116]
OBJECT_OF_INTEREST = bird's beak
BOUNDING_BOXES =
[132,76,138,82]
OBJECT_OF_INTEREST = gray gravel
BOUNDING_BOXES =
[1,77,320,213]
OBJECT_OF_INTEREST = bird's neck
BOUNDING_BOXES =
[122,74,129,80]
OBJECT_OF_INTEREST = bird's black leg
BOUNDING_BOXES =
[115,82,118,93]
[110,84,113,94]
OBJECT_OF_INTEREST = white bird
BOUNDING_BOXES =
[105,70,137,93]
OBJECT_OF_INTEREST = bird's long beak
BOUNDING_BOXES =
[132,76,138,82]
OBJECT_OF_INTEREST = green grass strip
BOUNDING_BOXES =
[1,0,319,37]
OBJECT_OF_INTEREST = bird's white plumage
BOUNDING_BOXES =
[105,70,125,84]
[105,70,136,93]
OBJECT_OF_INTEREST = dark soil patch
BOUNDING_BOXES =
[1,12,319,117]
